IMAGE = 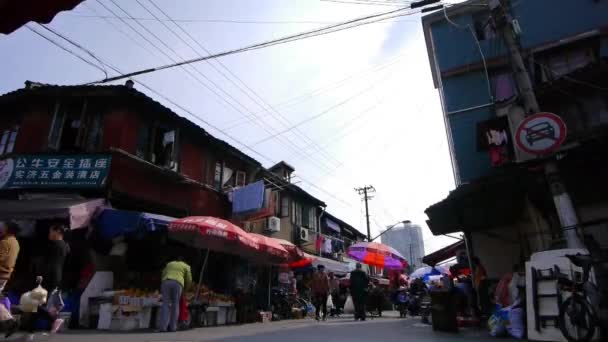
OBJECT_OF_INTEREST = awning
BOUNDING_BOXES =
[290,253,351,275]
[422,240,465,266]
[425,170,529,235]
[0,0,85,34]
[0,197,105,229]
[94,208,175,239]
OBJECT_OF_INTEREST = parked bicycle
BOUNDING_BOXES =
[557,254,606,342]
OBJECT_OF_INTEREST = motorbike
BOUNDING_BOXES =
[394,287,409,318]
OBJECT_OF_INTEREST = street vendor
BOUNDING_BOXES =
[158,256,192,333]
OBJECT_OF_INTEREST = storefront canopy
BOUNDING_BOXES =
[0,197,104,229]
[425,171,529,235]
[290,253,351,275]
[422,240,465,266]
[94,208,175,239]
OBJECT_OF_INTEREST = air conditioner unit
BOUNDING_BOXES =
[266,216,280,233]
[300,228,310,242]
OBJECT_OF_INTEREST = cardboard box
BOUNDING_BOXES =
[257,311,272,323]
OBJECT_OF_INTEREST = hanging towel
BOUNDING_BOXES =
[232,181,265,214]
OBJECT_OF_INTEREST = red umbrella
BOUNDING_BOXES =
[0,0,85,34]
[168,216,259,256]
[274,238,305,262]
[347,241,408,269]
[250,234,289,263]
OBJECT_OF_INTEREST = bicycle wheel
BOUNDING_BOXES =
[559,295,597,342]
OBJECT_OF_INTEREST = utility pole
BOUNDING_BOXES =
[490,0,583,249]
[355,185,375,241]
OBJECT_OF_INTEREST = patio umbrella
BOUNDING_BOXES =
[409,265,450,281]
[169,216,260,301]
[274,238,305,262]
[168,216,259,255]
[347,241,407,269]
[250,233,289,264]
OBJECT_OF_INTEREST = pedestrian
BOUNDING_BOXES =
[20,276,65,341]
[349,263,369,321]
[0,221,20,292]
[311,264,330,321]
[158,256,192,333]
[328,272,340,316]
[40,224,70,291]
[472,256,490,316]
[0,222,19,338]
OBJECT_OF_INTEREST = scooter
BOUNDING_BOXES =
[394,287,409,318]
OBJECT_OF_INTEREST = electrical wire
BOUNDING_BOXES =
[145,0,343,168]
[133,0,341,174]
[249,71,394,147]
[86,6,423,84]
[24,25,108,77]
[67,13,419,25]
[221,53,406,130]
[34,22,360,210]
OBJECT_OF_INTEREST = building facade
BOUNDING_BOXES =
[381,223,425,271]
[422,0,608,278]
[0,80,262,220]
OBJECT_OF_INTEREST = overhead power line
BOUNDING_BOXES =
[87,6,422,84]
[143,0,342,168]
[33,24,358,210]
[67,13,419,25]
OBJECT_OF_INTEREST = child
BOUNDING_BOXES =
[20,276,64,341]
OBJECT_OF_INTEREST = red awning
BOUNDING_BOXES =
[0,0,85,34]
[421,240,465,266]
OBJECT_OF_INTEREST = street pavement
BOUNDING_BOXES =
[8,313,507,342]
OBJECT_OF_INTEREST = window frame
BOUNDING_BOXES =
[280,194,290,218]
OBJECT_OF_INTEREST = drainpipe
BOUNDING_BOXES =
[318,206,326,256]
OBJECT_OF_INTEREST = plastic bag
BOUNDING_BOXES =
[488,313,507,337]
[343,295,354,314]
[507,307,525,339]
[326,295,334,310]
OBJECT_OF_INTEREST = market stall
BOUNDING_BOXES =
[168,217,289,327]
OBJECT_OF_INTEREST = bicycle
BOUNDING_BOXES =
[556,254,605,342]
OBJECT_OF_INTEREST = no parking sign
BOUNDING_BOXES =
[515,112,567,155]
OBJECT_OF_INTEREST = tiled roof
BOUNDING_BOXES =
[0,81,262,167]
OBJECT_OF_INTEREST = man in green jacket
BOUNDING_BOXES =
[159,256,192,332]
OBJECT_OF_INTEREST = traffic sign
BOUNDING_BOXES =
[515,112,567,155]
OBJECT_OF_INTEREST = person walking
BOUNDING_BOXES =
[328,272,340,316]
[0,221,19,338]
[311,264,330,321]
[349,263,369,321]
[159,256,192,333]
[40,224,70,292]
[0,221,20,293]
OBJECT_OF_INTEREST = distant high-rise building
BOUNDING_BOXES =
[381,223,425,271]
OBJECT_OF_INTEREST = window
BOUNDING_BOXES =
[48,100,103,152]
[136,124,150,159]
[280,195,290,217]
[302,205,309,228]
[214,162,222,189]
[309,207,317,231]
[0,126,18,156]
[537,48,595,83]
[292,202,302,226]
[236,171,247,187]
[135,122,179,170]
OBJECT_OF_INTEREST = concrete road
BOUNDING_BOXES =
[9,314,505,342]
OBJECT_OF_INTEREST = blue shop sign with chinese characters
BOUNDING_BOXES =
[0,154,111,189]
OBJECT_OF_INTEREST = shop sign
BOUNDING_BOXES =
[0,154,111,189]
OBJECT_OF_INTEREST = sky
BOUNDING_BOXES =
[0,0,462,254]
